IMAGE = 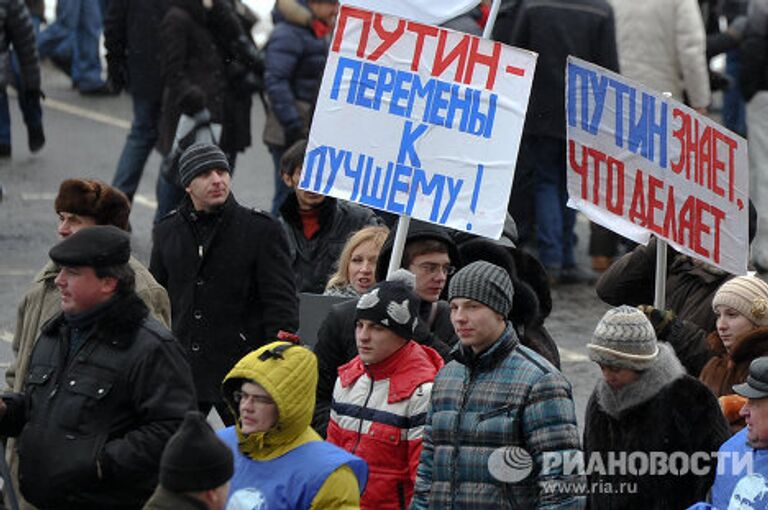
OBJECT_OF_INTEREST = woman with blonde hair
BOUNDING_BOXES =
[324,225,389,297]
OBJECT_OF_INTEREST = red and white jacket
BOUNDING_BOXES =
[326,340,444,510]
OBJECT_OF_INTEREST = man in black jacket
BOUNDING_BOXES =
[0,225,195,509]
[495,0,619,285]
[150,142,299,425]
[104,0,168,202]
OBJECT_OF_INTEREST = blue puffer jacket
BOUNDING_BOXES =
[410,324,585,510]
[263,20,329,146]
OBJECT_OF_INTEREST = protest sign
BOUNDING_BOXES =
[301,5,537,240]
[341,0,480,26]
[566,57,749,275]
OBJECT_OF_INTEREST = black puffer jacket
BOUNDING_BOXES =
[0,294,195,509]
[157,0,251,155]
[279,194,381,293]
[0,0,39,90]
[150,194,299,402]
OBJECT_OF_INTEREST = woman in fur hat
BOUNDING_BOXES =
[583,306,730,510]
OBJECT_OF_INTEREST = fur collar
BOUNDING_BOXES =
[729,326,768,364]
[595,343,685,418]
[42,293,149,349]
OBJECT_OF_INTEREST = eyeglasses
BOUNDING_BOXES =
[233,390,275,406]
[414,262,456,276]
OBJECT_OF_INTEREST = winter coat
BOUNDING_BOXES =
[0,293,196,509]
[104,0,168,100]
[596,238,732,333]
[157,0,251,155]
[740,0,768,100]
[142,487,209,510]
[263,19,329,147]
[0,0,39,90]
[327,341,444,510]
[583,344,730,509]
[220,342,367,509]
[608,0,710,108]
[699,327,768,397]
[279,194,381,293]
[7,257,171,392]
[150,194,299,403]
[5,257,170,510]
[496,0,619,140]
[312,298,454,438]
[410,324,584,510]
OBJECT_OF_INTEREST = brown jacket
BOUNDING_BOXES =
[699,327,768,397]
[6,257,171,510]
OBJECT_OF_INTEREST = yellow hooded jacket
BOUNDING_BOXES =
[221,341,365,509]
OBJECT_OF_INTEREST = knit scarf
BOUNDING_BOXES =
[595,343,685,418]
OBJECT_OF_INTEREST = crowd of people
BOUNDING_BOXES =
[1,0,768,508]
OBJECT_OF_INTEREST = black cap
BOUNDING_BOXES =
[160,411,234,492]
[356,271,421,341]
[49,225,130,267]
[734,357,768,399]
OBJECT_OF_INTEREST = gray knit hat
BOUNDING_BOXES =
[712,275,768,327]
[179,142,231,187]
[448,261,514,316]
[587,305,659,370]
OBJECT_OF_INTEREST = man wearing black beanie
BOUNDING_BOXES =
[144,411,234,510]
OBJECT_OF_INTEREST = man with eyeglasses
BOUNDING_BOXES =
[312,220,460,437]
[218,341,367,508]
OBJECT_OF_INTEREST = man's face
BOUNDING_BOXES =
[450,298,506,353]
[740,397,768,448]
[186,168,231,212]
[308,1,339,27]
[355,319,406,364]
[282,168,325,211]
[237,381,278,435]
[57,212,97,238]
[408,251,451,302]
[54,266,117,315]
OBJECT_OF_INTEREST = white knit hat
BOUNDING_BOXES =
[587,306,659,370]
[712,276,768,327]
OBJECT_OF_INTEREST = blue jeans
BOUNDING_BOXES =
[0,17,43,146]
[529,136,575,269]
[112,97,161,201]
[38,0,105,90]
[723,50,746,137]
[269,145,290,216]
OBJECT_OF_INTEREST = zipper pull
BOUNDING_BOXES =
[198,245,203,258]
[49,384,59,399]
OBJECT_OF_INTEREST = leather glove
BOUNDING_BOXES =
[638,305,676,338]
[283,124,306,149]
[179,86,207,116]
[106,62,127,93]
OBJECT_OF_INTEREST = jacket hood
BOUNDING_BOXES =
[222,341,319,460]
[375,220,461,282]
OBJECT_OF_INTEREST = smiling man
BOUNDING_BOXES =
[411,261,583,509]
[151,142,298,425]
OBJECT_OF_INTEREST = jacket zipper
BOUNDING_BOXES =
[351,368,375,454]
[450,366,477,509]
